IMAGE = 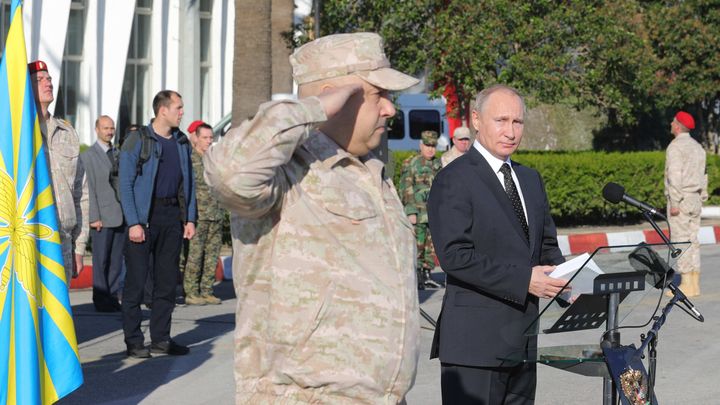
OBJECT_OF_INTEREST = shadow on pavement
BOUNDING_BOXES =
[58,281,237,404]
[58,312,234,405]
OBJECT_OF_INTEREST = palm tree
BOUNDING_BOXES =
[232,0,294,127]
[271,0,293,96]
[232,0,271,126]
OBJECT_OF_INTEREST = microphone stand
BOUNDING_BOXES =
[642,211,681,258]
[634,211,703,404]
[633,289,687,404]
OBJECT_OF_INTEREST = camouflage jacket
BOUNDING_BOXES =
[42,115,89,255]
[203,98,419,404]
[191,150,223,221]
[398,154,441,223]
[665,133,708,210]
[441,146,464,167]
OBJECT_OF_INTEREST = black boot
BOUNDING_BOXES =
[417,269,426,290]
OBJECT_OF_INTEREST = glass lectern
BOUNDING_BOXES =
[501,242,689,405]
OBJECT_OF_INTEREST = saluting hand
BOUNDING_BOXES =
[317,82,364,119]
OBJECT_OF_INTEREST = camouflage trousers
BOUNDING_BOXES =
[669,194,702,274]
[183,220,223,296]
[415,223,436,271]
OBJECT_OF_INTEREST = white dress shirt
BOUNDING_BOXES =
[473,140,528,219]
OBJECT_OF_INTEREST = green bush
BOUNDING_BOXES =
[392,150,720,226]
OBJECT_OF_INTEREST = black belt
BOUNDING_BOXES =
[154,197,179,206]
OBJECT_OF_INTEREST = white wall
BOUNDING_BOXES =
[22,0,71,115]
[78,1,135,144]
[21,0,237,145]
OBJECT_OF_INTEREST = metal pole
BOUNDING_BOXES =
[603,292,620,405]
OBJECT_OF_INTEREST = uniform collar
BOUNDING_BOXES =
[304,130,383,179]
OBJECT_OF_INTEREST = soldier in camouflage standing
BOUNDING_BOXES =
[29,60,89,284]
[183,122,223,305]
[665,111,708,297]
[399,130,443,289]
[204,33,420,404]
[441,126,472,167]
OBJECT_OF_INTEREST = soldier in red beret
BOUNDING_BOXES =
[665,110,707,297]
[186,119,205,148]
[29,60,89,285]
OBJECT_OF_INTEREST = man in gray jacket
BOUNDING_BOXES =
[80,115,126,312]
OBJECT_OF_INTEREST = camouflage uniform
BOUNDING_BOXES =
[665,132,707,275]
[399,132,441,287]
[42,116,89,283]
[440,147,463,167]
[183,150,224,298]
[204,96,420,404]
[441,127,472,167]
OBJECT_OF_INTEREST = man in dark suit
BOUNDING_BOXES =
[80,115,125,312]
[427,84,567,404]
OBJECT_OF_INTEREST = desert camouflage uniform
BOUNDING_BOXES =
[399,154,441,278]
[203,98,419,404]
[665,132,708,274]
[183,150,224,297]
[42,116,89,283]
[441,146,464,167]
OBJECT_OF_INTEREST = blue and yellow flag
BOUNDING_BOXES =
[0,0,83,403]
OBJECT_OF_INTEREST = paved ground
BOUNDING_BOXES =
[59,245,720,405]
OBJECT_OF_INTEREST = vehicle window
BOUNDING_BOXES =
[409,110,441,139]
[387,110,404,140]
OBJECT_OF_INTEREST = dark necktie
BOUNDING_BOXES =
[107,147,116,166]
[499,163,529,240]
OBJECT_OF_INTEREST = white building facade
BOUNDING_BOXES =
[1,0,236,144]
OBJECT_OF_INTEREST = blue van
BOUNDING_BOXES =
[387,93,450,152]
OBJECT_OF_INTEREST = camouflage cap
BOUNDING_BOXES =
[453,126,471,140]
[290,33,419,91]
[421,130,438,146]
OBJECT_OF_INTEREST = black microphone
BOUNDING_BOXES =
[602,182,667,220]
[628,244,704,322]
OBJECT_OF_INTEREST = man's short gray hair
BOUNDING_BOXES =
[472,84,526,113]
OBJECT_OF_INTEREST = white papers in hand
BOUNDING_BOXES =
[549,253,604,300]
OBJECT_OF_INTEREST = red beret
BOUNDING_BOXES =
[28,60,48,74]
[187,120,205,134]
[675,111,695,130]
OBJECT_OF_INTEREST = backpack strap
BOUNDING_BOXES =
[120,126,156,176]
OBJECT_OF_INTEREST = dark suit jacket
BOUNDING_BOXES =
[79,142,124,228]
[427,147,564,367]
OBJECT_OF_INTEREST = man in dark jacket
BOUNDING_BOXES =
[119,90,197,358]
[428,84,566,404]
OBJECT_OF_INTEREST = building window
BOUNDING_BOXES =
[118,1,153,136]
[409,110,442,140]
[387,111,405,140]
[199,0,212,121]
[54,0,86,126]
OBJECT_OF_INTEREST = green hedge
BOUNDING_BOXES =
[392,150,720,226]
